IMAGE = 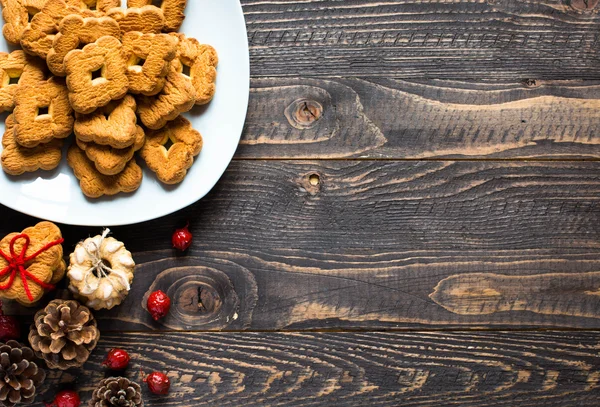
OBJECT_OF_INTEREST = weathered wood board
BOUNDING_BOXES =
[6,160,600,331]
[32,331,600,407]
[243,0,600,80]
[239,78,600,159]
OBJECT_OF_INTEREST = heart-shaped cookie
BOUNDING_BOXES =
[139,115,202,184]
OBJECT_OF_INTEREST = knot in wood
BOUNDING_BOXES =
[570,0,599,10]
[285,99,323,130]
[179,283,221,315]
[309,173,320,186]
[146,266,240,329]
[301,172,322,196]
[522,79,539,88]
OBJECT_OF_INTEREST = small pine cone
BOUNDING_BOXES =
[89,377,143,407]
[28,299,99,370]
[0,340,46,407]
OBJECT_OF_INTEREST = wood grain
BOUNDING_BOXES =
[33,331,600,406]
[243,0,600,80]
[4,160,600,330]
[237,78,600,159]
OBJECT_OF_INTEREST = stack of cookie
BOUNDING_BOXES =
[0,221,66,306]
[0,0,217,198]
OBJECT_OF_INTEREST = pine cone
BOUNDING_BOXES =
[28,299,99,370]
[0,340,46,407]
[89,377,143,407]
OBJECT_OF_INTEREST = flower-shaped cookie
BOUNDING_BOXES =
[2,114,63,176]
[76,125,145,175]
[47,14,120,76]
[13,76,74,148]
[127,0,186,32]
[0,50,46,112]
[171,33,218,105]
[64,35,130,114]
[137,60,195,129]
[67,144,143,198]
[0,0,47,44]
[74,94,139,148]
[66,0,120,13]
[0,221,66,306]
[123,31,177,96]
[140,115,202,184]
[21,0,95,59]
[68,229,135,310]
[106,5,164,37]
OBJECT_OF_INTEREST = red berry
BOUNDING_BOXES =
[102,348,130,370]
[45,390,81,407]
[172,223,192,251]
[0,300,20,341]
[144,371,171,395]
[147,290,171,321]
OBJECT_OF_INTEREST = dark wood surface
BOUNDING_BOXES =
[240,78,600,159]
[2,0,600,405]
[34,331,600,407]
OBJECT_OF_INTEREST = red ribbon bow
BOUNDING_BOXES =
[0,233,64,302]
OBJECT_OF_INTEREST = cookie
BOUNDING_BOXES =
[137,59,195,129]
[0,0,47,44]
[64,35,130,114]
[106,5,164,36]
[47,14,120,76]
[171,33,218,105]
[74,94,139,148]
[140,115,202,184]
[20,0,95,59]
[66,0,120,13]
[67,144,143,198]
[0,221,66,306]
[127,0,185,32]
[13,76,73,148]
[0,50,46,112]
[123,31,177,96]
[76,125,145,175]
[1,114,63,175]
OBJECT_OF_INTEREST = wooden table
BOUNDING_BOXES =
[3,0,600,405]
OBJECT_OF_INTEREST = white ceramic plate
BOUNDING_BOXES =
[0,0,249,226]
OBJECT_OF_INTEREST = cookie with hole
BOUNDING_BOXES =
[171,33,218,105]
[47,14,120,76]
[127,0,186,32]
[140,115,202,185]
[64,35,131,114]
[76,125,145,176]
[136,59,195,129]
[20,0,96,59]
[106,5,164,37]
[0,50,46,112]
[66,0,120,13]
[0,0,47,44]
[122,31,178,96]
[67,143,143,198]
[1,114,63,176]
[13,76,73,148]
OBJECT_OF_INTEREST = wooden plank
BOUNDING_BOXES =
[243,0,600,80]
[36,331,600,406]
[238,78,600,159]
[4,160,600,330]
